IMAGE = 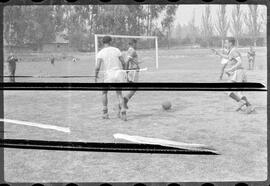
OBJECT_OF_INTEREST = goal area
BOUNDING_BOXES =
[94,34,159,70]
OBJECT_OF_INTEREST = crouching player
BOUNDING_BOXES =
[95,36,128,121]
[123,39,140,109]
[213,37,255,114]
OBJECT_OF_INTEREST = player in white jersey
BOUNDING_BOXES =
[212,37,254,114]
[95,36,128,121]
[123,39,140,109]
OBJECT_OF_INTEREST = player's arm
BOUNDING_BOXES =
[95,58,102,83]
[212,49,229,59]
[118,56,126,70]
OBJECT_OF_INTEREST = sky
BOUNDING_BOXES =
[171,4,267,36]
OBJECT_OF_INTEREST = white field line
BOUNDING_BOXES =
[114,133,217,153]
[0,119,70,133]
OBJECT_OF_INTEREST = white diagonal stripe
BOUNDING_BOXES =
[0,119,70,133]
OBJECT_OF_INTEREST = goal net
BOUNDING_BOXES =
[94,34,159,71]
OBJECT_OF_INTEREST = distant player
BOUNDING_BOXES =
[212,37,254,114]
[50,56,55,66]
[247,46,256,70]
[123,39,140,109]
[72,57,78,63]
[6,51,18,82]
[95,36,128,121]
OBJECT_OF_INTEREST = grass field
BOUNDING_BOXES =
[3,47,267,182]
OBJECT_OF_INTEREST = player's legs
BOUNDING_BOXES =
[228,70,245,111]
[12,64,16,82]
[248,59,252,70]
[117,100,121,118]
[125,89,136,99]
[228,92,241,102]
[238,93,251,107]
[228,91,250,112]
[102,90,109,119]
[252,57,255,70]
[124,87,136,109]
[116,90,127,121]
[124,71,139,109]
[8,63,15,82]
[230,70,254,113]
[236,92,254,113]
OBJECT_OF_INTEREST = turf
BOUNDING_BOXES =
[3,47,267,182]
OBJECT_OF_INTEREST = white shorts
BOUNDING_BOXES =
[228,69,247,82]
[104,70,127,83]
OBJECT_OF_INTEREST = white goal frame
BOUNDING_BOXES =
[94,34,159,69]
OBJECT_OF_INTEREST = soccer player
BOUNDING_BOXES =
[247,46,256,70]
[72,57,78,63]
[123,39,140,109]
[6,51,18,82]
[213,37,254,114]
[95,36,128,121]
[50,55,55,66]
[218,47,229,80]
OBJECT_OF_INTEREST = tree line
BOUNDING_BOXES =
[172,5,266,48]
[4,5,266,52]
[4,5,177,51]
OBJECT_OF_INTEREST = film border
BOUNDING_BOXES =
[0,0,269,186]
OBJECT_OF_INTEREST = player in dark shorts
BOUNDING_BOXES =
[123,39,140,109]
[7,52,18,82]
[50,56,55,65]
[247,46,255,70]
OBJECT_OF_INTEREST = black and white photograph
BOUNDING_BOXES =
[2,4,267,183]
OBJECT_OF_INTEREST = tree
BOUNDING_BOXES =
[215,5,229,48]
[201,5,214,48]
[4,5,174,52]
[230,5,243,47]
[4,6,28,46]
[244,5,262,47]
[145,5,166,36]
[161,5,178,49]
[188,9,199,45]
[260,5,267,37]
[171,23,182,40]
[4,6,56,51]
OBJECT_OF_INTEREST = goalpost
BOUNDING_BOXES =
[94,34,159,69]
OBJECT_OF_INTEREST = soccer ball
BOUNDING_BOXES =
[162,101,172,110]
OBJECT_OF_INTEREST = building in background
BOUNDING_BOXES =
[43,33,71,52]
